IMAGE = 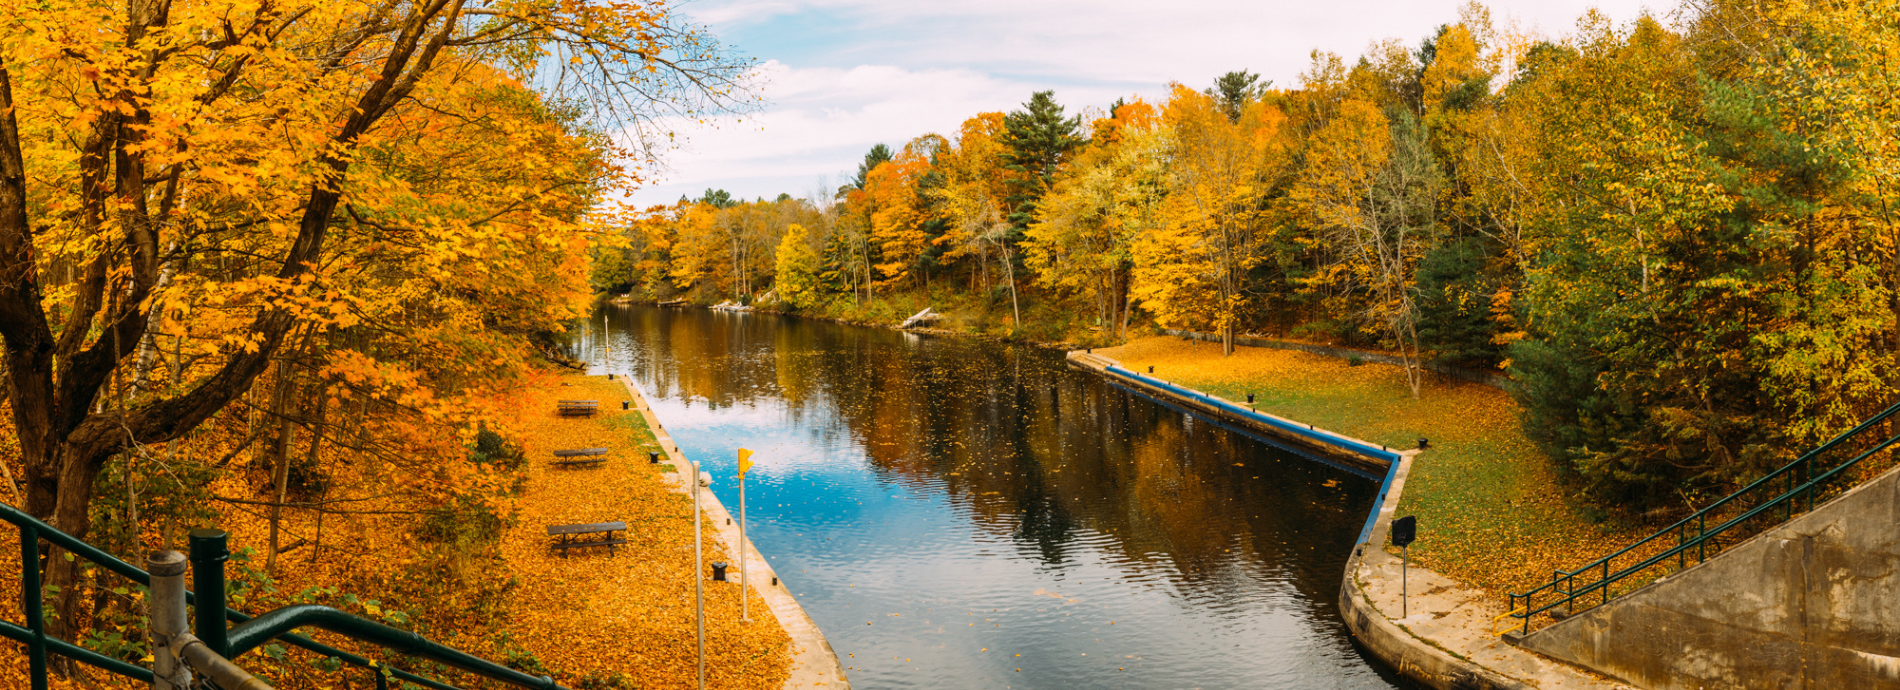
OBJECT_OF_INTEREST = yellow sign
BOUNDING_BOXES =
[738,448,754,476]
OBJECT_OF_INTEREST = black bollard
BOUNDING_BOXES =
[188,529,231,658]
[1418,437,1430,450]
[1147,365,1154,374]
[608,373,615,380]
[649,451,660,464]
[712,562,729,582]
[623,401,630,410]
[1247,393,1255,404]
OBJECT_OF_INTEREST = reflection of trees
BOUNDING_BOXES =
[601,304,1377,602]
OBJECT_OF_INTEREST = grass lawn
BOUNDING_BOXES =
[1097,335,1644,598]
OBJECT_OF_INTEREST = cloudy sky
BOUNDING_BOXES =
[628,0,1667,207]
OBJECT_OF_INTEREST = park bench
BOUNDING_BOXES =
[556,400,598,417]
[546,521,628,557]
[552,448,609,468]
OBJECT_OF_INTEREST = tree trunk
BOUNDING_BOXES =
[266,369,298,575]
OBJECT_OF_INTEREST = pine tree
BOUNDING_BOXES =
[1000,91,1083,232]
[1206,70,1270,122]
[845,143,895,195]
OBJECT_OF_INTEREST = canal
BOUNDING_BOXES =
[581,304,1407,689]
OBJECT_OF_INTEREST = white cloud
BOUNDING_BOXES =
[633,0,1667,204]
[629,60,1130,205]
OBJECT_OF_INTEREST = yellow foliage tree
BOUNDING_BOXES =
[1132,85,1291,355]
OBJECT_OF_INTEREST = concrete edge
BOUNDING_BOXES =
[1063,350,1532,690]
[1064,351,1406,475]
[1340,452,1534,690]
[612,375,852,690]
[1064,351,1398,474]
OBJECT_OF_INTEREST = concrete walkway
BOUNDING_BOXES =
[618,376,851,690]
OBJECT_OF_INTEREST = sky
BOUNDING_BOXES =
[626,0,1668,207]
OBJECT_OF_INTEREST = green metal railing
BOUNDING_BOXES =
[1506,400,1900,635]
[2,502,567,690]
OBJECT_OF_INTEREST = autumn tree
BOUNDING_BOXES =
[867,136,945,290]
[934,113,1025,319]
[775,223,824,309]
[1134,86,1291,356]
[1026,100,1167,339]
[0,0,753,634]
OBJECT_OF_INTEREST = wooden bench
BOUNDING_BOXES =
[556,400,598,417]
[552,448,608,468]
[546,521,627,557]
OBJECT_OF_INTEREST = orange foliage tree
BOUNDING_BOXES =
[0,0,754,635]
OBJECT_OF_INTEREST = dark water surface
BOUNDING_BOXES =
[581,305,1405,689]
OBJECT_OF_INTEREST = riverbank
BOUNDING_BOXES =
[497,374,812,689]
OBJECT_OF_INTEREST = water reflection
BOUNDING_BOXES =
[583,306,1406,689]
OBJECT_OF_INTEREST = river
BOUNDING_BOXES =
[579,304,1407,689]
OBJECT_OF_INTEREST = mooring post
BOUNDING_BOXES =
[188,529,230,659]
[149,550,192,690]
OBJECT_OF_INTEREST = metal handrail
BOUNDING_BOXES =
[1506,400,1900,634]
[228,606,563,688]
[1,501,568,690]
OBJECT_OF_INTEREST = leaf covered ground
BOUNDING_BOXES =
[1097,336,1646,598]
[492,374,792,689]
[0,373,791,689]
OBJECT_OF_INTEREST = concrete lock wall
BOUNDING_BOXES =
[1520,463,1900,690]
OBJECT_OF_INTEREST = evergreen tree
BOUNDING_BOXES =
[844,143,894,195]
[1206,70,1269,122]
[1000,91,1082,231]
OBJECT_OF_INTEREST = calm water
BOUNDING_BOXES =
[580,305,1406,689]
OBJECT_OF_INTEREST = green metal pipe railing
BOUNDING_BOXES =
[1507,400,1900,634]
[228,605,562,689]
[2,501,569,690]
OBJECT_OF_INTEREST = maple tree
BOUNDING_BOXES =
[0,0,754,637]
[1134,85,1290,356]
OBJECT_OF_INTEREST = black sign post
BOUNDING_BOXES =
[1391,515,1417,618]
